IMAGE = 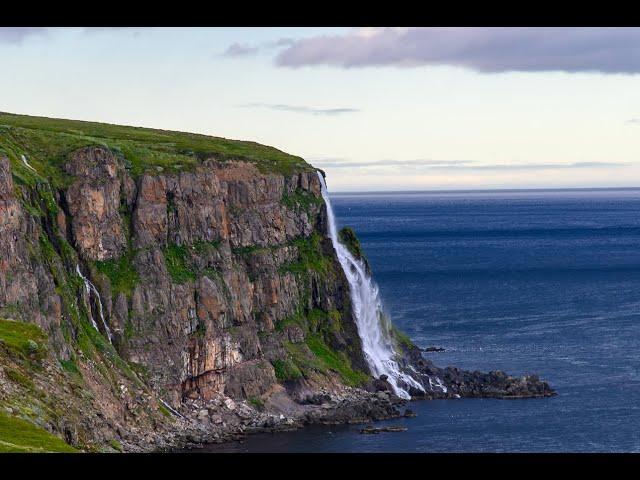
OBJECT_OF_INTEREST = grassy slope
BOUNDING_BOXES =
[0,411,77,453]
[0,319,47,360]
[0,111,312,188]
[0,319,77,453]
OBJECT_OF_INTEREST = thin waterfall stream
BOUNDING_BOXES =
[76,265,113,344]
[317,172,426,399]
[20,154,37,173]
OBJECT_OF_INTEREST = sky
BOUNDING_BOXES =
[1,27,639,192]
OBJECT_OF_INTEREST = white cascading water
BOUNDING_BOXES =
[159,398,186,419]
[76,265,113,344]
[317,172,426,399]
[21,154,37,173]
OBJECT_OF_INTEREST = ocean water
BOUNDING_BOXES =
[202,189,640,453]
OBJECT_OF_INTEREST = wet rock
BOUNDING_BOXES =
[422,346,446,352]
[360,425,408,434]
[375,391,390,401]
[300,393,331,405]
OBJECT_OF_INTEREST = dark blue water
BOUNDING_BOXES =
[206,189,640,452]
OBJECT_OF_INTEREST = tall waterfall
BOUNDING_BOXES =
[316,172,425,399]
[76,265,113,344]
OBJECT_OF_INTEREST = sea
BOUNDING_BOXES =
[199,188,640,452]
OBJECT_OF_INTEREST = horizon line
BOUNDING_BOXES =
[328,186,640,195]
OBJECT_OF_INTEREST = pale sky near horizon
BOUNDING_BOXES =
[1,27,639,191]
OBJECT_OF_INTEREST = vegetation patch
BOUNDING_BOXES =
[271,358,303,381]
[338,227,364,259]
[231,244,270,256]
[281,189,322,213]
[281,233,330,275]
[59,359,81,376]
[247,397,265,409]
[391,325,416,351]
[95,252,139,298]
[192,239,221,255]
[109,439,123,452]
[163,244,196,284]
[305,334,369,387]
[157,403,172,419]
[0,410,77,453]
[275,311,305,332]
[4,366,36,391]
[0,318,47,361]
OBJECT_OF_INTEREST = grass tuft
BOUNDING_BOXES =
[271,358,303,381]
[163,244,197,283]
[95,253,139,298]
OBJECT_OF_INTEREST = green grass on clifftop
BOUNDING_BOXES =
[0,111,312,186]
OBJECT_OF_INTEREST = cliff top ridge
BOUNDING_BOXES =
[0,111,312,187]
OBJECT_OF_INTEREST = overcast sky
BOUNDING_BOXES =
[1,27,639,191]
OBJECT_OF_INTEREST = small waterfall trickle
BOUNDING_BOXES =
[20,154,37,173]
[316,172,426,399]
[159,399,186,419]
[76,265,113,344]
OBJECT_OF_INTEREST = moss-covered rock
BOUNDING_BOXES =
[339,226,371,273]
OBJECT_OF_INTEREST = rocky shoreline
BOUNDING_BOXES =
[136,388,406,452]
[150,365,555,453]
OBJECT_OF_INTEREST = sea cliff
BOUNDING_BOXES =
[0,112,553,452]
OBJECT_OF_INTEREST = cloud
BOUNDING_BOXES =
[240,103,359,115]
[0,27,47,44]
[458,162,631,171]
[224,42,260,57]
[275,27,640,74]
[223,38,294,57]
[312,158,469,168]
[0,27,144,45]
[311,158,630,171]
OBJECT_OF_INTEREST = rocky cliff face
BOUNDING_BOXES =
[0,133,380,450]
[0,113,553,452]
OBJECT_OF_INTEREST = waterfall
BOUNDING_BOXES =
[159,399,186,419]
[316,172,425,399]
[76,265,113,344]
[20,154,37,173]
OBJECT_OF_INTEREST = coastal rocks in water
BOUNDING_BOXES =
[399,343,556,400]
[403,409,417,418]
[360,425,408,434]
[422,346,446,352]
[441,368,555,399]
[301,388,404,425]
